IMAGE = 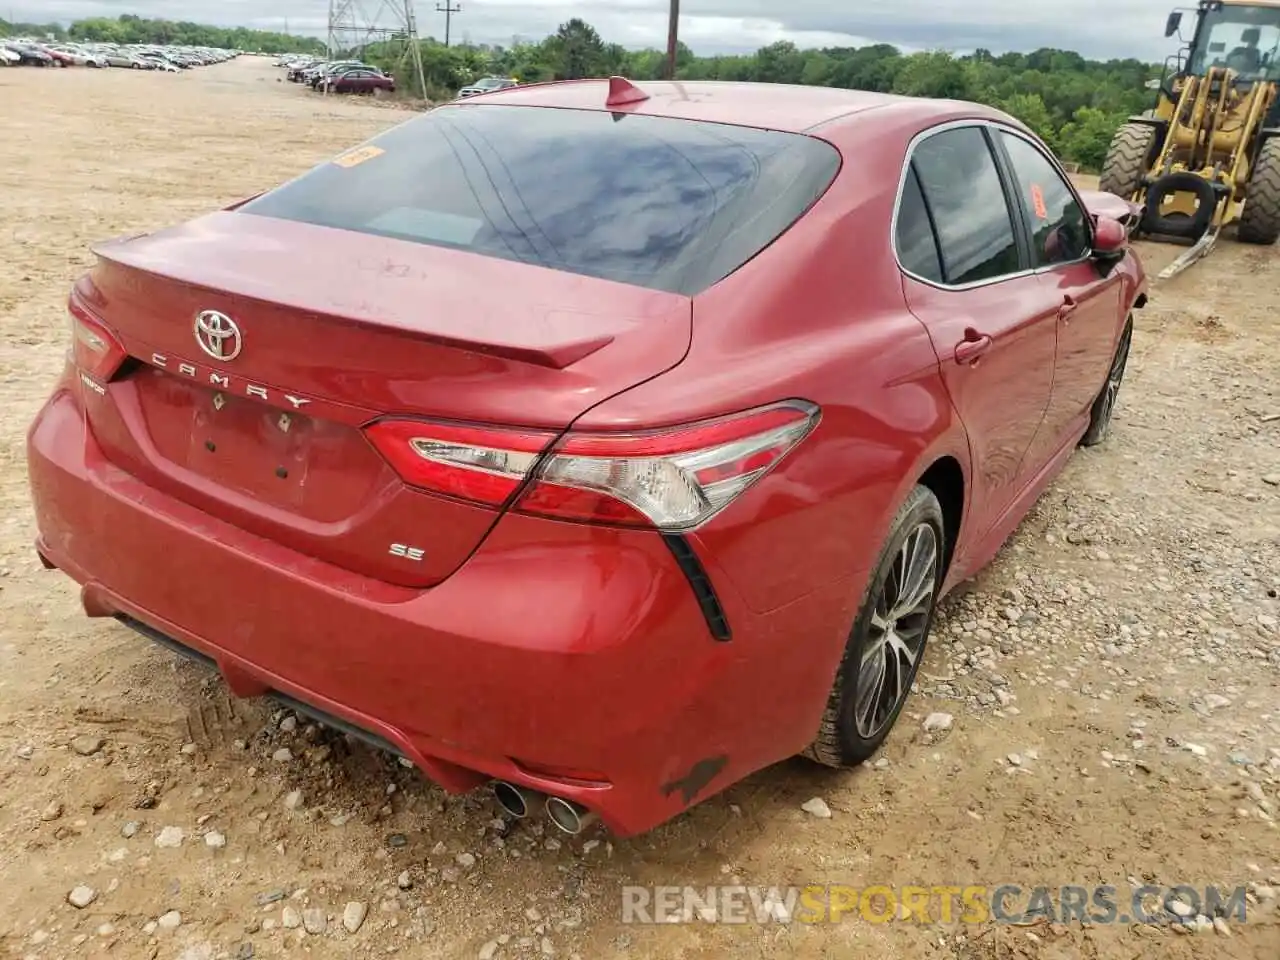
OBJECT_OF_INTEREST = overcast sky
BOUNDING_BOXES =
[8,0,1183,60]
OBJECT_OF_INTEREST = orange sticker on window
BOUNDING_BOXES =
[332,145,385,169]
[1030,184,1048,220]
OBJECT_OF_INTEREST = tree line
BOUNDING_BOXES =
[3,14,1160,170]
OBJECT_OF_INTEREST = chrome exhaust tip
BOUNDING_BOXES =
[545,796,598,835]
[492,780,538,819]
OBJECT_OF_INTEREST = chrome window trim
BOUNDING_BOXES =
[890,117,1093,292]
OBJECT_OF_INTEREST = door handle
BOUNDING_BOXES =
[1058,295,1079,323]
[954,330,992,365]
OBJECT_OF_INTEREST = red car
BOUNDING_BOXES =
[27,78,1146,838]
[321,67,395,94]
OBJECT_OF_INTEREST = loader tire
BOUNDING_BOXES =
[1238,138,1280,245]
[1099,123,1157,201]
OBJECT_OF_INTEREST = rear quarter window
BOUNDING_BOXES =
[241,104,841,296]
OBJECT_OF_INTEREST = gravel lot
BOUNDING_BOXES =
[1,56,1278,960]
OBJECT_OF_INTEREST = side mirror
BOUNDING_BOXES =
[1165,11,1183,37]
[1092,216,1129,256]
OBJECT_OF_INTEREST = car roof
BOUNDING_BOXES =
[455,78,1002,135]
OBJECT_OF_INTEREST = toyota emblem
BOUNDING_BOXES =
[193,310,242,361]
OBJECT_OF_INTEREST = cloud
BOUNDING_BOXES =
[8,0,1182,61]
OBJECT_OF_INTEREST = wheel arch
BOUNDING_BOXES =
[916,455,966,580]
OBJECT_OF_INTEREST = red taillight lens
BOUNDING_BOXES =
[68,298,127,383]
[364,419,556,507]
[365,401,820,530]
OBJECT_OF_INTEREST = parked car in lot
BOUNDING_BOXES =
[47,44,108,67]
[4,43,54,66]
[307,60,370,87]
[27,79,1146,839]
[320,67,395,94]
[137,52,181,72]
[456,76,518,97]
[99,48,149,69]
[37,46,78,67]
[0,47,20,65]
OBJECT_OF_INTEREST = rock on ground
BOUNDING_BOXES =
[801,797,832,818]
[343,901,368,933]
[67,885,97,908]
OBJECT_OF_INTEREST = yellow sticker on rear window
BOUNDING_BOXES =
[332,145,385,169]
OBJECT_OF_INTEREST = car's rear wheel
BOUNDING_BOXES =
[805,485,944,767]
[1080,316,1133,447]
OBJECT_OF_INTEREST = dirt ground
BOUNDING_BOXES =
[1,57,1278,960]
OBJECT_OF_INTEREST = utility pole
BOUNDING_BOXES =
[436,1,461,47]
[664,0,680,80]
[402,0,428,103]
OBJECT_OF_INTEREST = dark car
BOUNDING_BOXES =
[5,43,54,66]
[320,67,395,94]
[28,79,1145,839]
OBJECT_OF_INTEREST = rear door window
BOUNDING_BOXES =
[895,165,944,283]
[909,126,1023,286]
[241,104,841,296]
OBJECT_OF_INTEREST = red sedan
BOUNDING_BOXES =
[27,77,1146,838]
[321,67,395,94]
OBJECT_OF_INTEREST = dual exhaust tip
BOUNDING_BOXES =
[492,780,598,835]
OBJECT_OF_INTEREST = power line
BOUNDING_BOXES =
[436,1,461,48]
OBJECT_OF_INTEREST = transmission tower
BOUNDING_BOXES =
[326,0,428,101]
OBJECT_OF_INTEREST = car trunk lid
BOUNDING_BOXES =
[78,212,691,587]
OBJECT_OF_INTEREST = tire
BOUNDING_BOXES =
[1081,316,1133,448]
[805,485,945,768]
[1099,122,1158,201]
[1238,138,1280,245]
[1141,172,1217,240]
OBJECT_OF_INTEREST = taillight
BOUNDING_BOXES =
[68,298,127,383]
[364,420,557,508]
[365,401,820,531]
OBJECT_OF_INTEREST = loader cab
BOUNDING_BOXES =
[1179,1,1280,82]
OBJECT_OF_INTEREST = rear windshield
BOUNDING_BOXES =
[241,104,840,296]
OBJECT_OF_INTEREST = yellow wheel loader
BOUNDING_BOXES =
[1099,0,1280,278]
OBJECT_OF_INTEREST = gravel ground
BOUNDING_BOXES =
[0,57,1278,960]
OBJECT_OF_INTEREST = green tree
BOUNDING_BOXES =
[546,18,606,80]
[755,41,806,84]
[997,93,1058,147]
[1056,106,1125,170]
[893,51,972,100]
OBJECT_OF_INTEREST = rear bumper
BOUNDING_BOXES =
[27,389,859,836]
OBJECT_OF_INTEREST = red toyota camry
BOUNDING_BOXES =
[27,77,1146,837]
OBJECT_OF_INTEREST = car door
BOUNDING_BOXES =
[897,123,1058,543]
[994,129,1126,459]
